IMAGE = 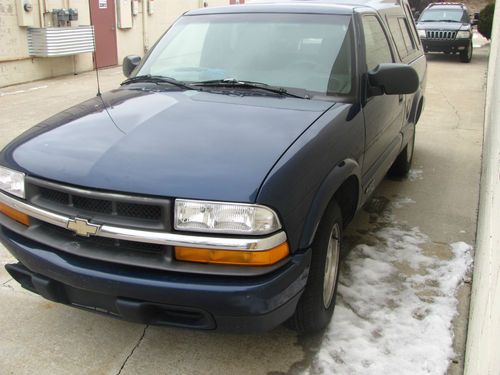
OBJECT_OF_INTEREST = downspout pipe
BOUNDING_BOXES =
[142,0,149,53]
[38,0,45,27]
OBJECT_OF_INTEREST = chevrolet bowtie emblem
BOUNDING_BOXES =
[67,218,100,237]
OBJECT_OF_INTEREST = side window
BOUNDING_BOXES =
[398,18,416,54]
[403,3,421,46]
[388,17,407,59]
[361,15,394,71]
[387,16,417,60]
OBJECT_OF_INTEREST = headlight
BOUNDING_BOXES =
[174,199,281,235]
[456,30,471,39]
[0,166,25,199]
[418,29,426,38]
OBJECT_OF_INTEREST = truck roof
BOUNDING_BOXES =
[186,0,405,16]
[425,2,466,9]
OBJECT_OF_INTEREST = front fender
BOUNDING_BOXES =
[298,159,361,250]
[256,103,365,252]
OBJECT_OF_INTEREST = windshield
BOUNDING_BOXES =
[419,9,466,22]
[137,13,354,97]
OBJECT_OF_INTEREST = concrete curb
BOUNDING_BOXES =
[464,5,500,375]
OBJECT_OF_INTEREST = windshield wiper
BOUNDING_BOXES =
[121,75,196,91]
[192,79,310,99]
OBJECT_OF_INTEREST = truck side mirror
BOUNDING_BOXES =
[123,55,142,78]
[368,63,419,96]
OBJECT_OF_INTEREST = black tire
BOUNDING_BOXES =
[286,200,343,334]
[389,126,415,177]
[460,40,473,63]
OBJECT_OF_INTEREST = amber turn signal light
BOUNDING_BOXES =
[0,202,30,226]
[175,242,289,266]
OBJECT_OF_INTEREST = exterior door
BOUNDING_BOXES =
[360,13,405,192]
[90,0,118,68]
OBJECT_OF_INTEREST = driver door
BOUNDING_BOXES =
[359,12,405,195]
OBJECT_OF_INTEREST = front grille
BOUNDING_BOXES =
[72,195,113,214]
[45,223,165,255]
[116,201,162,220]
[27,177,168,228]
[37,185,162,221]
[39,186,69,205]
[426,30,457,39]
[19,177,173,270]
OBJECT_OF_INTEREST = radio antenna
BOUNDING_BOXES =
[88,0,102,97]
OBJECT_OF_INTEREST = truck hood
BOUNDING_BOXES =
[2,87,333,202]
[416,21,467,31]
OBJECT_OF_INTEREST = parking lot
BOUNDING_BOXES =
[0,38,489,374]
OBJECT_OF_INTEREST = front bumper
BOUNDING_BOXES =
[1,225,310,332]
[421,38,470,53]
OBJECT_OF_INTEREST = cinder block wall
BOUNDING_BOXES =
[0,0,230,88]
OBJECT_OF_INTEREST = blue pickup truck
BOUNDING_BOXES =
[0,0,426,333]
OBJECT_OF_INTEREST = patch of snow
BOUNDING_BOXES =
[408,168,424,181]
[391,197,416,209]
[304,211,473,375]
[473,31,490,48]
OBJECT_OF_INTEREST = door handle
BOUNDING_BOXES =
[399,94,404,103]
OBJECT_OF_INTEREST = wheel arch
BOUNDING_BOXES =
[415,96,424,125]
[408,91,424,127]
[299,159,361,250]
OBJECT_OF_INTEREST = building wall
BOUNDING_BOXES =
[0,0,231,88]
[0,0,93,87]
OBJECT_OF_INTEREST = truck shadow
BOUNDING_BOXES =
[425,46,489,64]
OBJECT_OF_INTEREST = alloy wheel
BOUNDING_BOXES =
[323,223,340,309]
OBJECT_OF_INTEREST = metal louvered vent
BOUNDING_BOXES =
[27,26,95,57]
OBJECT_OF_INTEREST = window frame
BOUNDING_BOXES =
[386,15,421,63]
[359,13,396,73]
[137,12,359,102]
[402,2,421,47]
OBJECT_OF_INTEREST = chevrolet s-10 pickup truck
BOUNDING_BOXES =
[0,0,426,333]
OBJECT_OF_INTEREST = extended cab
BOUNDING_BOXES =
[0,0,426,333]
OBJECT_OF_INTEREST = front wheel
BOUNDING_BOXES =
[286,200,343,334]
[460,40,473,63]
